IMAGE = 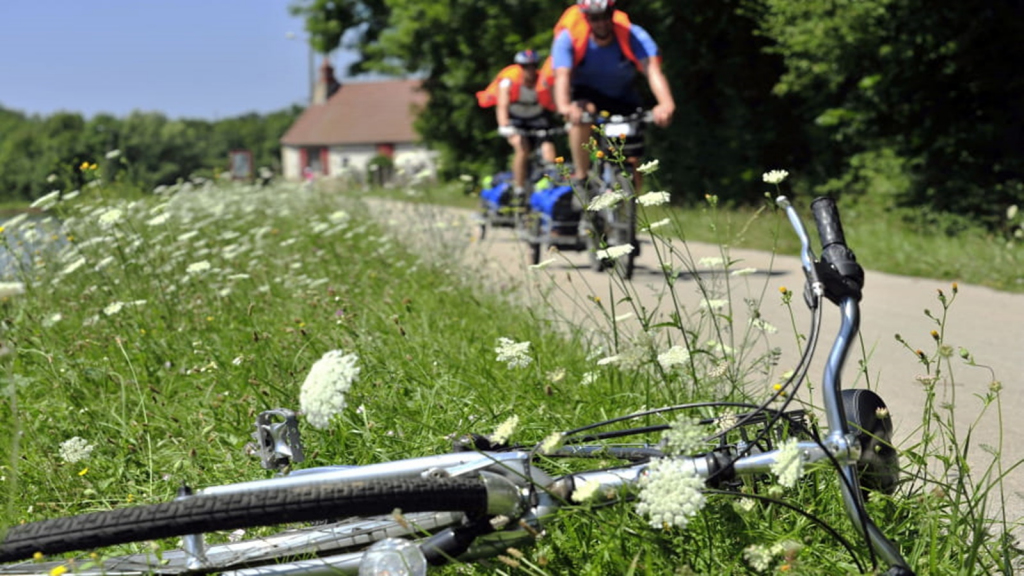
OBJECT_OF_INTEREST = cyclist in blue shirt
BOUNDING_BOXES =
[551,0,676,183]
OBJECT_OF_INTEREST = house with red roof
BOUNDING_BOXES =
[279,61,431,181]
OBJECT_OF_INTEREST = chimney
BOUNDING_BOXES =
[312,59,341,105]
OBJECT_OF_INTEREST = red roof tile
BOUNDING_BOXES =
[280,79,427,146]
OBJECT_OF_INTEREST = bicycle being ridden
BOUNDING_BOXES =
[0,197,917,575]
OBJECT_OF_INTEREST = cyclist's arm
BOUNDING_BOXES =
[641,57,675,127]
[496,79,512,128]
[551,30,582,123]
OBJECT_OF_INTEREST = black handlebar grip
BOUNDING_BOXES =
[811,196,847,250]
[810,196,864,301]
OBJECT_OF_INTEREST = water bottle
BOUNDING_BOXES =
[357,538,428,576]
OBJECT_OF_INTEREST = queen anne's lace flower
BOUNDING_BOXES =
[490,415,519,444]
[186,260,212,275]
[762,169,789,185]
[299,350,360,429]
[744,544,774,573]
[103,301,124,316]
[595,244,634,261]
[663,416,704,456]
[0,282,25,298]
[59,437,95,464]
[635,458,706,529]
[637,191,670,207]
[572,479,602,503]
[770,438,805,488]
[98,208,123,228]
[587,191,626,211]
[495,337,532,369]
[637,160,660,175]
[657,345,690,370]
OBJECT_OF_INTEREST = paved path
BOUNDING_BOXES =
[369,199,1024,531]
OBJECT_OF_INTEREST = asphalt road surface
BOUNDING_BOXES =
[369,199,1023,534]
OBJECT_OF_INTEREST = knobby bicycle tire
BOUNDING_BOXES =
[0,477,488,563]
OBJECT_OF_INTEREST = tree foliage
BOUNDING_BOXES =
[0,105,302,203]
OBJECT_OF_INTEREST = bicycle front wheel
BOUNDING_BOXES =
[0,477,487,567]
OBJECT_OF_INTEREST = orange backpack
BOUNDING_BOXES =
[536,6,644,102]
[477,64,556,111]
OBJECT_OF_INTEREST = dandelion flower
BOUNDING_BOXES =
[490,415,519,444]
[587,191,626,211]
[186,260,212,275]
[595,244,634,261]
[0,282,25,298]
[637,160,660,175]
[637,191,670,207]
[657,345,690,370]
[494,337,532,369]
[59,437,95,464]
[635,458,706,529]
[299,350,360,429]
[762,169,789,185]
[770,438,804,488]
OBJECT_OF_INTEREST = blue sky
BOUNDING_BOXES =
[0,1,359,120]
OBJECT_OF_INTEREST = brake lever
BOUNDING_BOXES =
[776,196,825,309]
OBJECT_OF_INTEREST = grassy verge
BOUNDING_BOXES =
[1,175,1019,574]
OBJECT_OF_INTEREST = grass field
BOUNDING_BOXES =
[0,174,1020,574]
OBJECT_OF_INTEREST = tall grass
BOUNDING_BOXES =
[0,168,1019,574]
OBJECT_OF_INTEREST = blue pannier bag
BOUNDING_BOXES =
[529,185,575,218]
[480,181,511,210]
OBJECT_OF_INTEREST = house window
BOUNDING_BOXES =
[305,147,325,174]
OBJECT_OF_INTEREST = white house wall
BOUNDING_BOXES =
[281,147,302,180]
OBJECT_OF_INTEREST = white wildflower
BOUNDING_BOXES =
[178,231,199,243]
[733,497,757,514]
[299,349,360,430]
[46,173,58,183]
[539,431,564,454]
[1008,205,1019,221]
[587,191,626,211]
[636,191,670,207]
[663,416,704,456]
[0,282,25,298]
[98,208,123,228]
[43,313,63,327]
[762,169,789,185]
[64,189,80,201]
[743,544,774,573]
[580,371,598,385]
[596,355,620,366]
[494,337,532,369]
[657,345,690,370]
[530,258,556,270]
[328,210,350,224]
[146,213,170,227]
[770,438,805,488]
[749,317,778,334]
[95,255,116,270]
[635,458,706,529]
[30,191,61,210]
[637,160,660,175]
[731,267,757,276]
[61,257,86,276]
[698,256,724,268]
[186,260,212,275]
[700,299,728,310]
[595,244,634,261]
[103,301,125,316]
[571,479,602,503]
[490,415,519,444]
[59,437,95,464]
[645,218,670,231]
[105,149,121,160]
